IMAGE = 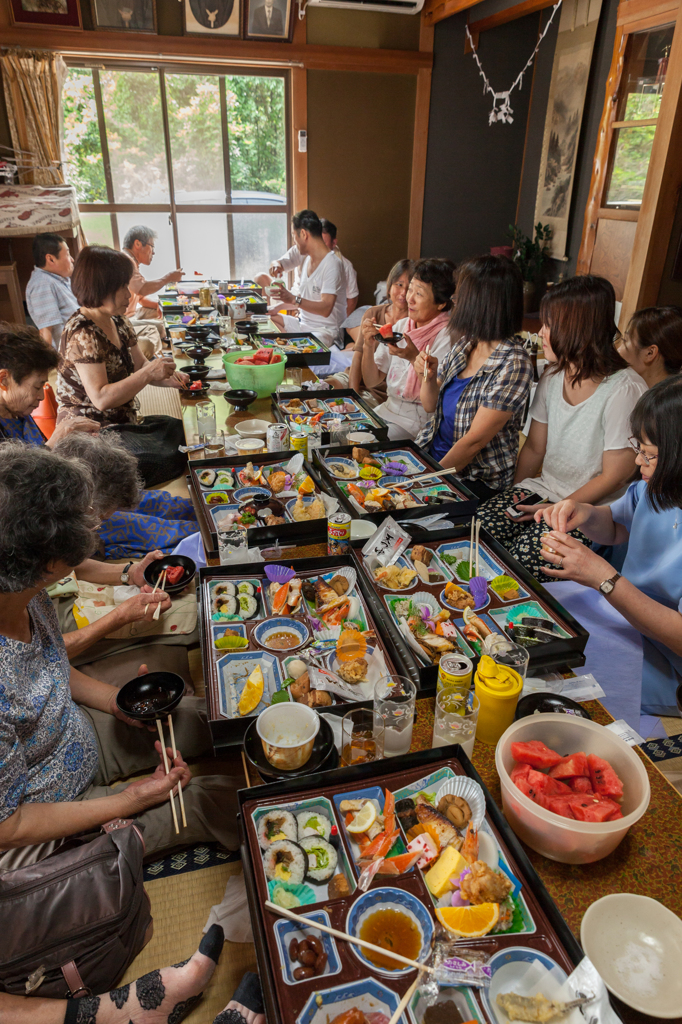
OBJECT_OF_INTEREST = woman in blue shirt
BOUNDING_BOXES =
[537,377,682,717]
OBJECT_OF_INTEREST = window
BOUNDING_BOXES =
[604,25,675,209]
[62,65,289,279]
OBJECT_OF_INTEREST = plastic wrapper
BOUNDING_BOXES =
[429,941,493,989]
[361,516,411,568]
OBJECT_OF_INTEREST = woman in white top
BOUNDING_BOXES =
[360,258,456,440]
[477,275,647,580]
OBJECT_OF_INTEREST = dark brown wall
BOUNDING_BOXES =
[307,69,416,304]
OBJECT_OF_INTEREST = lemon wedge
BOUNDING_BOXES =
[239,664,264,716]
[347,801,377,834]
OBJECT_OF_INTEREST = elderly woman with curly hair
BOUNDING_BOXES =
[0,442,238,873]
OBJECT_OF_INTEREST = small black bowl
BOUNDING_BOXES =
[116,671,185,721]
[515,692,592,721]
[183,381,211,398]
[186,344,213,363]
[143,554,197,595]
[373,330,404,345]
[235,319,259,335]
[187,364,211,381]
[197,306,215,315]
[243,714,337,782]
[223,388,258,411]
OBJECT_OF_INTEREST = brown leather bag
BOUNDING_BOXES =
[0,819,153,998]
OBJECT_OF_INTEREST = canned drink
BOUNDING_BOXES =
[199,285,211,306]
[437,654,474,693]
[328,513,352,555]
[290,432,308,460]
[267,423,289,452]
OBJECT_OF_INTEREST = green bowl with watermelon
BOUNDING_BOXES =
[495,714,650,865]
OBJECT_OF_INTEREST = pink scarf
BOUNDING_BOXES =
[401,312,450,401]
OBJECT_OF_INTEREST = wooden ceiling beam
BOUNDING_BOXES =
[465,0,557,52]
[422,0,487,29]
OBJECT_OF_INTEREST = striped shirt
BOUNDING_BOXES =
[417,336,533,491]
[25,267,79,348]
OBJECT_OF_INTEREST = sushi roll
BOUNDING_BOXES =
[213,594,237,616]
[263,840,307,885]
[214,582,236,598]
[199,468,216,487]
[298,836,337,884]
[238,593,258,619]
[257,809,297,850]
[297,811,332,842]
[237,582,255,597]
[215,470,234,488]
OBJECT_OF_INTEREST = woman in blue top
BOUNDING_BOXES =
[537,376,682,717]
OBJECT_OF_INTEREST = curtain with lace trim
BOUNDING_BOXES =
[0,49,67,186]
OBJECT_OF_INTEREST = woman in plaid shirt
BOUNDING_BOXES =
[416,255,533,499]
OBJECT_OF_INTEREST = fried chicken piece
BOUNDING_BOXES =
[411,544,433,567]
[459,860,512,905]
[337,658,368,684]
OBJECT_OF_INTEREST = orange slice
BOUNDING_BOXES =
[436,903,499,938]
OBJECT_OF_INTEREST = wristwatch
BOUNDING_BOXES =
[599,572,621,596]
[120,561,133,585]
[295,294,302,306]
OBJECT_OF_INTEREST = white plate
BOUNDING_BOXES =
[581,894,682,1017]
[235,418,270,438]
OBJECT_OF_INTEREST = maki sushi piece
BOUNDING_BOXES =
[257,809,297,850]
[238,592,258,619]
[213,594,237,616]
[215,470,234,489]
[298,836,337,884]
[237,582,255,597]
[297,811,332,842]
[199,468,216,487]
[263,840,307,885]
[214,582,236,598]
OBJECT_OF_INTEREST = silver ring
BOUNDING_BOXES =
[557,559,564,569]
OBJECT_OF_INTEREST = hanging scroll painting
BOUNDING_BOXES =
[534,0,603,258]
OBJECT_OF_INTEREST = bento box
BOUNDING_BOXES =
[313,440,479,527]
[271,389,390,445]
[257,333,332,367]
[186,451,330,556]
[353,522,589,691]
[198,554,402,748]
[239,748,584,1024]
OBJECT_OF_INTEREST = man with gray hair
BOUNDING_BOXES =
[121,225,183,356]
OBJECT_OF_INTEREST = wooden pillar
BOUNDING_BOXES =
[291,13,308,214]
[408,15,434,259]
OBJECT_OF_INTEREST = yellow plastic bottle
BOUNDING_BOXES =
[474,655,523,745]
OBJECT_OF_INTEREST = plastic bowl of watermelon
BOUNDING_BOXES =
[143,555,196,596]
[495,714,650,864]
[223,350,287,399]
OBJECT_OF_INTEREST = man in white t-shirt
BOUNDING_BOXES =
[268,210,346,345]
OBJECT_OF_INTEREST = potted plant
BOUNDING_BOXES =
[508,222,552,313]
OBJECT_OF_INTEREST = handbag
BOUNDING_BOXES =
[0,819,153,998]
[107,414,187,488]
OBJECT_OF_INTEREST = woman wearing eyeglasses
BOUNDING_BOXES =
[537,377,682,718]
[475,275,647,579]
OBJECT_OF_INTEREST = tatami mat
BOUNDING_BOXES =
[119,861,257,1024]
[138,383,184,420]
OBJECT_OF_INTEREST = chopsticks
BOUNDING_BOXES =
[383,466,462,492]
[423,344,430,381]
[475,519,481,578]
[156,718,180,836]
[167,714,187,828]
[144,568,166,614]
[264,902,437,976]
[388,970,425,1024]
[152,570,167,621]
[468,519,481,577]
[469,519,475,577]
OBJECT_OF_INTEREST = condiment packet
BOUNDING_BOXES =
[561,674,606,702]
[605,719,645,747]
[428,943,492,989]
[362,516,411,567]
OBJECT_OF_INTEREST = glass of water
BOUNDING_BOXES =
[217,524,247,565]
[492,642,530,680]
[432,689,480,760]
[373,675,416,757]
[196,400,216,439]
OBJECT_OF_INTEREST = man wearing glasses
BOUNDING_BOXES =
[122,225,183,356]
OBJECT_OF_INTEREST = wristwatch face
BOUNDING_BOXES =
[600,580,614,594]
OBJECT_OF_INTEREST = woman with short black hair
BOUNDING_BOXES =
[361,257,456,439]
[537,376,682,718]
[417,254,532,498]
[476,274,646,577]
[615,305,682,388]
[56,245,187,427]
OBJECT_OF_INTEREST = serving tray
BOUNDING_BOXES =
[271,388,390,445]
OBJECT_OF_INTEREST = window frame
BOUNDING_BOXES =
[65,59,293,278]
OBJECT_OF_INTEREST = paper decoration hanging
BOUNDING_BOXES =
[465,0,564,125]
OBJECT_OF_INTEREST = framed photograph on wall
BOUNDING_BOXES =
[245,0,293,40]
[7,0,82,28]
[92,0,156,32]
[183,0,240,36]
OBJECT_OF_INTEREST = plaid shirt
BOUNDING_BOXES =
[417,335,533,491]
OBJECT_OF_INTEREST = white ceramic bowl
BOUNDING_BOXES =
[496,714,650,864]
[350,520,376,542]
[235,418,270,439]
[256,703,320,771]
[581,894,682,1017]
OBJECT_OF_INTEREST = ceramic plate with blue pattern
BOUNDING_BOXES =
[274,910,341,985]
[436,542,504,581]
[488,600,571,640]
[217,650,283,718]
[297,978,409,1024]
[483,947,567,1024]
[346,887,434,977]
[253,616,309,651]
[332,786,408,870]
[211,621,248,654]
[380,450,424,474]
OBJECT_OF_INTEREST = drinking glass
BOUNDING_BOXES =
[432,689,480,759]
[217,524,247,565]
[196,400,216,439]
[492,642,530,680]
[373,675,416,758]
[204,433,226,458]
[287,367,303,388]
[219,317,235,345]
[341,709,385,766]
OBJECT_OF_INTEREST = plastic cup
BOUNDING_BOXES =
[432,689,480,758]
[373,675,416,758]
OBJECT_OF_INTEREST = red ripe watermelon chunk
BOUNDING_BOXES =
[570,776,595,795]
[510,762,531,784]
[548,752,589,779]
[510,740,563,769]
[378,322,395,339]
[527,769,572,796]
[607,806,624,821]
[588,754,623,800]
[572,798,621,823]
[545,796,577,819]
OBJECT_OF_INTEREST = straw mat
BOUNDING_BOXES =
[138,383,184,420]
[119,860,257,1024]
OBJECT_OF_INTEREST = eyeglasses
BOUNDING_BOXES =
[628,436,658,466]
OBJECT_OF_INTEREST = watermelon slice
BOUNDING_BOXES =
[378,322,394,339]
[510,740,563,769]
[548,752,589,779]
[607,806,624,821]
[569,776,594,795]
[510,762,531,784]
[572,798,621,823]
[545,796,577,819]
[164,565,184,586]
[588,754,623,800]
[527,769,572,796]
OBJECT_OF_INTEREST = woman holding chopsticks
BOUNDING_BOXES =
[56,245,189,428]
[416,254,533,500]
